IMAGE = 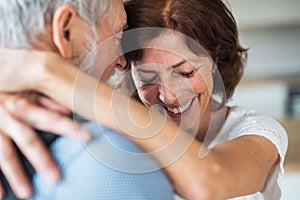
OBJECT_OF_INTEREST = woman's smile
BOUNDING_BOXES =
[164,98,195,118]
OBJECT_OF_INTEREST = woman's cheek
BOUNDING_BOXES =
[189,75,208,95]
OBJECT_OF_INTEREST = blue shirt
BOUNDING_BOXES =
[30,122,174,200]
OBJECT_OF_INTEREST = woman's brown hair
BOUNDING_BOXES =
[123,0,247,99]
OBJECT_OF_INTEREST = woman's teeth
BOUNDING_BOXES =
[166,99,193,114]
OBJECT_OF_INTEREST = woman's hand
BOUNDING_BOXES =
[0,92,91,199]
[0,48,71,93]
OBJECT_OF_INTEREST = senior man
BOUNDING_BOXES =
[0,0,173,199]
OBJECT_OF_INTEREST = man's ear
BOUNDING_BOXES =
[52,4,77,58]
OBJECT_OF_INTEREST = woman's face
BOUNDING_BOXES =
[131,33,214,134]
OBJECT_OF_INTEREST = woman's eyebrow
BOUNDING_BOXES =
[179,57,208,70]
[136,61,186,73]
[170,61,186,69]
[164,61,186,71]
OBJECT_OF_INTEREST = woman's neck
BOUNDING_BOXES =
[196,105,230,143]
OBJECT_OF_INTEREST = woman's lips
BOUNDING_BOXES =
[164,98,195,119]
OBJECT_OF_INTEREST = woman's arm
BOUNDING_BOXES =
[39,64,279,199]
[0,49,279,199]
[201,135,278,199]
[92,83,279,199]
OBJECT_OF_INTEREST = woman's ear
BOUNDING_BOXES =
[52,4,77,58]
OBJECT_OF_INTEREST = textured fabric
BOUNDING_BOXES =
[30,122,174,200]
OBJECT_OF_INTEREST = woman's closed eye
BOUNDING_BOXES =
[173,69,196,78]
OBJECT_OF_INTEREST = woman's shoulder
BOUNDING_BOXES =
[222,105,288,154]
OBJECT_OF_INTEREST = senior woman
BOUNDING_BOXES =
[0,0,288,199]
[122,0,288,199]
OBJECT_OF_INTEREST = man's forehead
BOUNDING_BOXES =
[97,0,127,37]
[97,0,127,42]
[110,1,127,33]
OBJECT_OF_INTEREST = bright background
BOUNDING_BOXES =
[228,0,300,199]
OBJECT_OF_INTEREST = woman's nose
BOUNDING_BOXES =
[158,85,178,106]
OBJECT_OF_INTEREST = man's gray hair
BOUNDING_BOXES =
[0,0,111,48]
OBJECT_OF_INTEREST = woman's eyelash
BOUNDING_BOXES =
[180,70,195,77]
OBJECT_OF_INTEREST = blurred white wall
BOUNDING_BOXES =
[226,0,300,119]
[227,0,300,30]
[226,2,300,199]
[240,27,300,78]
[228,0,300,79]
[281,173,300,200]
[231,81,288,118]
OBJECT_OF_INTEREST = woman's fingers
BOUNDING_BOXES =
[0,105,62,188]
[1,111,62,182]
[3,94,92,143]
[37,95,71,115]
[0,92,91,198]
[0,131,33,199]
